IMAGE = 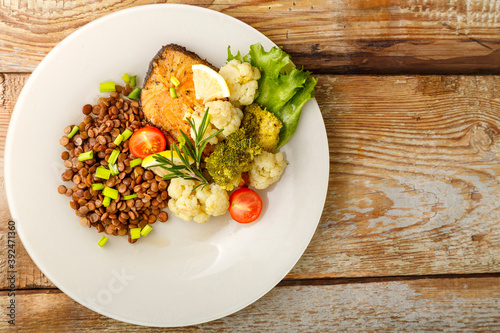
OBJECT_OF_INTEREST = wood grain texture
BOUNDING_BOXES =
[1,276,499,331]
[0,0,499,74]
[291,74,500,278]
[2,74,500,290]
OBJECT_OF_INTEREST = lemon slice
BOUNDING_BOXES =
[141,150,194,177]
[192,64,230,102]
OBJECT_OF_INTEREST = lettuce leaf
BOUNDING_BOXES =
[227,46,250,63]
[274,77,317,149]
[228,43,317,148]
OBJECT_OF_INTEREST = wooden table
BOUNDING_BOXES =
[1,1,500,331]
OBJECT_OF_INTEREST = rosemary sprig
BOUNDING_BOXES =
[151,108,222,190]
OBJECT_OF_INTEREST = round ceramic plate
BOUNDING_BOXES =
[5,4,329,327]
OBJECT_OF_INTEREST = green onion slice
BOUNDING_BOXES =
[129,158,143,168]
[92,183,105,191]
[170,76,180,87]
[102,186,119,200]
[122,73,131,83]
[140,225,153,237]
[122,129,133,141]
[98,235,108,247]
[113,134,124,146]
[170,87,177,98]
[130,75,137,88]
[109,163,119,176]
[130,228,141,240]
[78,150,93,162]
[127,88,141,100]
[108,149,120,165]
[102,196,111,207]
[95,166,111,180]
[67,125,79,139]
[123,194,137,201]
[100,81,116,93]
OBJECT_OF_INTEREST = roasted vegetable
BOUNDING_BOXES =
[241,103,282,152]
[205,129,262,191]
[141,44,216,142]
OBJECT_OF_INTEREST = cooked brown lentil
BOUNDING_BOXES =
[58,91,169,243]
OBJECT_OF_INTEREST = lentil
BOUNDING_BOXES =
[58,92,169,243]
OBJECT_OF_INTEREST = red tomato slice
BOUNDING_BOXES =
[129,126,167,159]
[229,188,263,223]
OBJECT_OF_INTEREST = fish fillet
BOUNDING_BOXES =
[140,44,216,143]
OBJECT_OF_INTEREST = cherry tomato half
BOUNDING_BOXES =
[229,188,263,223]
[129,126,167,159]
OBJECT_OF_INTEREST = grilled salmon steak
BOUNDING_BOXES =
[140,44,216,143]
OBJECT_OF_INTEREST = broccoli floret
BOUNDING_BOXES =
[242,103,282,152]
[206,129,262,191]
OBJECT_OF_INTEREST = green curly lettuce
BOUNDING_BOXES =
[227,44,317,148]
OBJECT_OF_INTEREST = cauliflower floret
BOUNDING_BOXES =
[248,151,287,190]
[205,100,243,140]
[189,106,220,145]
[219,60,261,107]
[167,178,230,223]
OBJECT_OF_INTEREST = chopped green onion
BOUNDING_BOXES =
[78,150,93,162]
[92,183,105,191]
[123,194,137,201]
[98,235,108,247]
[109,163,119,176]
[122,73,131,83]
[102,196,111,207]
[170,76,180,86]
[127,88,141,100]
[67,125,79,139]
[140,225,153,237]
[108,149,120,165]
[122,129,133,141]
[170,87,177,98]
[130,75,137,88]
[129,158,143,168]
[102,186,119,200]
[123,193,137,201]
[100,81,116,93]
[95,166,111,180]
[113,134,124,146]
[130,228,141,240]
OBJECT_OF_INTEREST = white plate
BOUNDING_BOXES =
[5,4,329,327]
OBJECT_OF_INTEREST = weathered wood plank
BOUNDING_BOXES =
[1,277,499,331]
[0,74,55,290]
[0,0,499,74]
[2,74,500,290]
[291,74,500,278]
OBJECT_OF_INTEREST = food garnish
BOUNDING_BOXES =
[67,125,79,139]
[130,228,141,240]
[127,87,141,100]
[100,81,116,93]
[98,236,109,247]
[141,225,153,237]
[78,150,94,162]
[147,110,222,190]
[192,64,230,102]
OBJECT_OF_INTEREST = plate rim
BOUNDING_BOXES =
[4,3,330,327]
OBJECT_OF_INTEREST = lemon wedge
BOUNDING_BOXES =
[141,150,194,177]
[192,64,230,103]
